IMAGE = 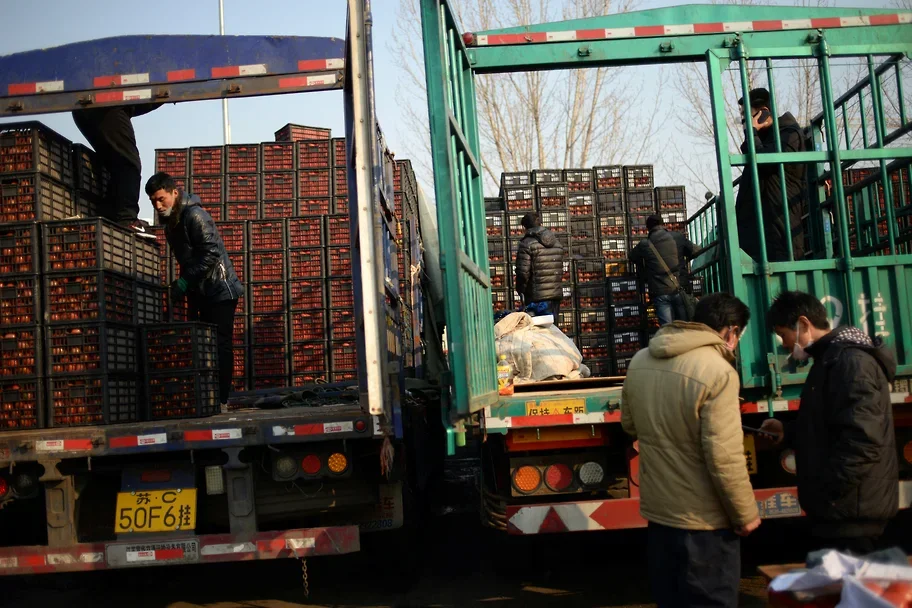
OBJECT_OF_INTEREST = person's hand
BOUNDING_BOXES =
[169,277,188,304]
[751,111,774,131]
[735,517,761,537]
[757,418,785,450]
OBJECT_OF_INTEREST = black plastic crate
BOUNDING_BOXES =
[508,237,523,259]
[334,167,348,198]
[501,171,532,190]
[251,344,289,378]
[232,345,248,394]
[288,248,325,279]
[506,211,530,238]
[623,165,654,190]
[574,259,607,283]
[0,377,42,429]
[564,169,593,192]
[594,166,623,191]
[328,277,353,309]
[579,334,612,360]
[261,142,295,172]
[44,271,135,324]
[487,238,507,263]
[215,221,247,253]
[260,200,292,219]
[598,214,627,237]
[72,144,110,199]
[484,197,505,212]
[137,283,165,325]
[578,310,609,334]
[275,124,332,142]
[0,276,41,325]
[611,304,644,330]
[289,278,326,310]
[614,357,634,376]
[190,146,224,175]
[251,374,289,390]
[485,211,506,237]
[576,283,607,309]
[661,210,687,225]
[556,309,577,335]
[329,308,356,340]
[608,277,640,303]
[489,262,510,289]
[146,371,218,420]
[503,186,535,212]
[569,216,597,242]
[612,330,644,358]
[586,358,614,377]
[0,173,75,223]
[533,169,563,185]
[291,341,328,376]
[135,236,162,285]
[0,222,40,276]
[333,196,349,215]
[190,175,224,208]
[568,192,595,216]
[605,260,631,277]
[536,183,569,208]
[656,186,686,211]
[249,281,287,315]
[290,310,327,342]
[394,159,413,192]
[595,190,625,215]
[225,201,259,221]
[164,294,191,323]
[628,213,653,239]
[47,323,136,375]
[227,252,246,285]
[492,288,521,313]
[0,122,73,183]
[298,169,332,198]
[251,314,288,346]
[293,139,332,169]
[262,172,296,201]
[0,325,42,378]
[332,138,347,167]
[49,374,140,427]
[155,148,189,175]
[626,190,656,214]
[226,174,260,203]
[601,236,628,260]
[287,218,323,248]
[573,240,599,259]
[327,246,352,276]
[250,250,287,282]
[225,144,260,174]
[539,209,569,235]
[141,323,218,372]
[76,191,100,219]
[325,214,351,246]
[330,340,358,371]
[250,220,287,251]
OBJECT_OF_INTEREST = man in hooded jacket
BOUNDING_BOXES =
[735,87,807,262]
[515,213,565,317]
[761,291,898,554]
[146,172,244,410]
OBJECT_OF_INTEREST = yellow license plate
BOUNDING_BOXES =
[524,398,586,417]
[114,489,197,534]
[744,434,758,475]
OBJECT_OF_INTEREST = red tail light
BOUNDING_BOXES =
[301,454,322,475]
[544,464,574,492]
[0,477,8,498]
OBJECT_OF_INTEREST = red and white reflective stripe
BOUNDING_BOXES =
[183,428,242,442]
[36,439,93,452]
[297,58,344,71]
[167,69,196,81]
[890,391,912,404]
[472,13,912,46]
[211,63,268,78]
[741,399,800,414]
[199,542,256,556]
[7,80,64,95]
[484,409,620,430]
[272,420,354,437]
[108,433,167,449]
[94,89,152,103]
[125,548,184,563]
[278,74,338,89]
[47,552,103,565]
[93,73,149,87]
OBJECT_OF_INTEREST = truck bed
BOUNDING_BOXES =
[485,378,624,431]
[0,402,372,463]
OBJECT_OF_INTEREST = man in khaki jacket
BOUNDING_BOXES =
[622,292,761,608]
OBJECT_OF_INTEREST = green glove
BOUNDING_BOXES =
[170,277,188,303]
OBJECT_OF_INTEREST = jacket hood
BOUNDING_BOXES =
[180,191,202,208]
[527,226,557,248]
[647,321,734,362]
[777,112,800,129]
[812,325,897,383]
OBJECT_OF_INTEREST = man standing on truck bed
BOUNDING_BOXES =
[762,291,898,555]
[146,172,244,411]
[735,87,806,262]
[621,293,761,608]
[515,212,565,317]
[629,214,700,325]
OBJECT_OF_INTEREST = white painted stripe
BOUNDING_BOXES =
[323,421,353,434]
[899,480,912,509]
[200,542,256,556]
[137,433,167,446]
[507,506,550,535]
[47,554,76,565]
[554,502,603,531]
[890,392,911,404]
[723,21,754,32]
[372,415,383,436]
[79,552,104,563]
[325,58,345,69]
[125,550,157,563]
[484,416,511,430]
[37,440,65,452]
[211,428,242,441]
[664,24,695,35]
[572,412,608,425]
[272,425,291,436]
[286,538,316,550]
[36,80,64,93]
[546,31,577,42]
[782,19,812,29]
[604,27,636,38]
[121,73,150,85]
[0,557,17,568]
[307,74,337,87]
[476,35,489,46]
[123,89,152,101]
[840,16,869,27]
[900,13,912,24]
[239,64,268,76]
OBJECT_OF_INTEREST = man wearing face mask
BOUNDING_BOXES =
[146,172,243,412]
[622,293,760,608]
[761,291,898,554]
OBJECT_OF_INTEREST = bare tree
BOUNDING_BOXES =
[391,0,667,195]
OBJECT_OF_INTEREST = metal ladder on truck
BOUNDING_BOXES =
[421,1,912,535]
[0,0,405,576]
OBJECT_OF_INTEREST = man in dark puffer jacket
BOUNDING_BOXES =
[146,172,244,410]
[762,291,898,554]
[515,213,565,317]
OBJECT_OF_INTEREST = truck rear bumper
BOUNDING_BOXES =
[0,526,359,575]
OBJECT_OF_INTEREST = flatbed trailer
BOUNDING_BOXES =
[420,1,912,535]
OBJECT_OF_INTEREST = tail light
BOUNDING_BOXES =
[301,454,322,475]
[780,449,797,475]
[327,453,349,474]
[274,456,298,479]
[544,464,574,492]
[0,477,8,499]
[578,462,604,487]
[904,441,912,466]
[512,465,542,494]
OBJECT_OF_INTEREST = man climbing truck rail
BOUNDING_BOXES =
[420,0,911,535]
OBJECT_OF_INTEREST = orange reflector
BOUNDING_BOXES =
[512,465,542,494]
[301,454,322,475]
[327,453,348,474]
[544,464,574,491]
[904,441,912,465]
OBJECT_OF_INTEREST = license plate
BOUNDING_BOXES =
[744,434,758,475]
[524,398,586,417]
[114,489,197,533]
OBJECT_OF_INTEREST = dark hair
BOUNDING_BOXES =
[693,293,750,332]
[646,214,664,231]
[521,213,540,230]
[145,172,178,196]
[766,290,829,330]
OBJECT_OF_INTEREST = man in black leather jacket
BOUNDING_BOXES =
[762,291,898,554]
[515,213,565,317]
[146,172,244,409]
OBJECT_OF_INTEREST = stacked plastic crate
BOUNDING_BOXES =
[141,323,219,419]
[593,165,629,277]
[225,144,259,221]
[216,221,249,391]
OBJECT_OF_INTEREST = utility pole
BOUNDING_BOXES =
[219,0,231,144]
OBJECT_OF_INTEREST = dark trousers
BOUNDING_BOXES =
[654,293,687,326]
[647,522,741,608]
[72,107,143,223]
[190,297,238,404]
[549,299,561,319]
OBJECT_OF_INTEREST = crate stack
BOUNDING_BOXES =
[141,323,219,419]
[624,165,657,248]
[594,165,629,276]
[839,166,912,256]
[394,159,424,375]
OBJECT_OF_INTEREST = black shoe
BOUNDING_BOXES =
[121,220,156,239]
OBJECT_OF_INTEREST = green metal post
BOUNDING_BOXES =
[765,58,794,261]
[738,42,771,272]
[896,61,908,128]
[866,55,898,252]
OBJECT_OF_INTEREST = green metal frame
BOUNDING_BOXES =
[422,2,912,414]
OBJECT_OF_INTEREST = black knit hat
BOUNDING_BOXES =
[646,214,664,231]
[737,87,770,108]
